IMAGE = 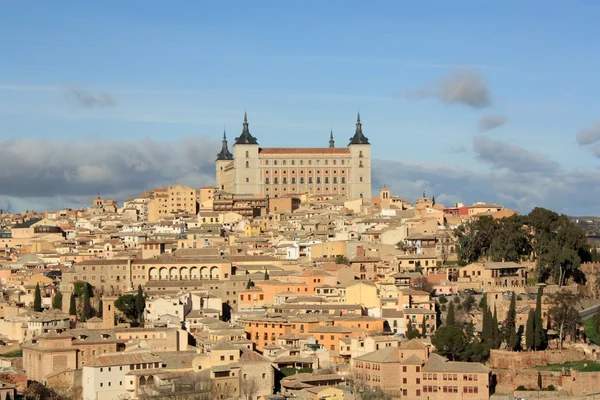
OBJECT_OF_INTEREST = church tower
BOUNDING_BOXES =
[216,130,233,191]
[348,113,372,200]
[329,130,335,148]
[233,112,261,194]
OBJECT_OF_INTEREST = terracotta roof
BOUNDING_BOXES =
[260,148,350,155]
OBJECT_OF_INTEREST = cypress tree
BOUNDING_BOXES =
[421,318,427,337]
[52,292,63,310]
[534,287,545,350]
[538,370,542,390]
[492,305,500,349]
[33,283,42,312]
[504,293,518,350]
[135,285,145,324]
[481,306,490,343]
[82,289,92,320]
[69,293,77,316]
[446,301,456,326]
[525,309,535,350]
[264,268,270,280]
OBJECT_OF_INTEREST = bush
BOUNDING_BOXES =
[517,295,523,301]
[516,385,526,391]
[438,296,448,304]
[547,385,556,391]
[441,304,447,312]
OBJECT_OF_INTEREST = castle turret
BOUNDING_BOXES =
[216,130,234,191]
[233,112,261,194]
[348,112,372,200]
[329,130,335,148]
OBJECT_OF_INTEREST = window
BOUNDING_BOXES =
[230,355,234,360]
[265,178,270,184]
[246,161,249,168]
[245,151,249,158]
[316,177,321,184]
[359,160,363,167]
[220,356,225,361]
[246,177,249,183]
[291,177,296,184]
[360,176,363,182]
[292,160,295,165]
[333,177,337,183]
[300,177,304,184]
[283,160,286,165]
[274,177,278,184]
[341,177,346,183]
[325,177,329,184]
[283,177,287,184]
[308,177,313,184]
[359,150,363,157]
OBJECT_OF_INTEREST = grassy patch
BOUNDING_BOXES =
[0,349,22,357]
[539,361,600,372]
[584,318,600,345]
[527,277,538,286]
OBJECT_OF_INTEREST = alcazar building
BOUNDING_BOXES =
[215,113,372,200]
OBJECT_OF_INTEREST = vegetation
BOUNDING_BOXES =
[115,287,146,324]
[584,311,600,344]
[539,361,600,372]
[455,208,591,285]
[534,288,547,350]
[0,349,22,357]
[335,255,350,265]
[280,367,313,376]
[502,293,518,351]
[246,278,255,289]
[33,283,42,312]
[68,293,76,316]
[52,291,63,310]
[355,387,392,400]
[546,289,582,349]
[446,301,456,326]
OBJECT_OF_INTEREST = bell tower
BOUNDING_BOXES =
[348,113,372,200]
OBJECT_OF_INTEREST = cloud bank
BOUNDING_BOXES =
[0,136,597,216]
[65,87,117,108]
[407,70,492,108]
[478,115,507,132]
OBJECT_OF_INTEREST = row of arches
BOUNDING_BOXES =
[148,266,220,281]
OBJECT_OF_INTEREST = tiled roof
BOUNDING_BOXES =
[260,148,350,155]
[88,352,162,367]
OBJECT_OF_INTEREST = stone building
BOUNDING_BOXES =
[216,113,372,200]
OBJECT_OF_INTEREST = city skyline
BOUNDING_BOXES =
[0,1,599,215]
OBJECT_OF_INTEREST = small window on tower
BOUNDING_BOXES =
[246,151,249,158]
[246,177,249,183]
[246,161,249,168]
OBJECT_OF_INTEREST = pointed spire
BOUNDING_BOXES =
[349,112,370,145]
[235,112,258,145]
[329,129,335,148]
[216,129,234,161]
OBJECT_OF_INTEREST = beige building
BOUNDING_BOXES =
[458,261,527,290]
[147,185,198,222]
[216,113,372,200]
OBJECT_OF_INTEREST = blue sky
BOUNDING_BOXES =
[0,1,599,215]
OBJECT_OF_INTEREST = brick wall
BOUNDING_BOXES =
[489,349,585,369]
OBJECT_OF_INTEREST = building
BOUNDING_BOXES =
[216,113,372,200]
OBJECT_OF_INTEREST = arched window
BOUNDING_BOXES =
[246,161,249,168]
[300,177,304,184]
[274,177,278,184]
[359,161,363,168]
[316,177,321,184]
[325,177,329,184]
[308,177,313,184]
[265,177,270,184]
[333,177,337,183]
[359,151,363,158]
[283,177,287,184]
[291,177,296,184]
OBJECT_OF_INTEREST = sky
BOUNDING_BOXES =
[0,1,599,215]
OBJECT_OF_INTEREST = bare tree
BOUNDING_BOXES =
[240,377,258,400]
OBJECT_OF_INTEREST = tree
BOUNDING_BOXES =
[68,293,77,316]
[115,294,139,322]
[240,377,259,400]
[492,305,500,349]
[538,370,543,390]
[525,309,535,350]
[446,301,456,326]
[432,195,436,206]
[135,285,145,324]
[82,288,93,320]
[503,293,518,350]
[438,296,448,305]
[52,291,63,310]
[462,294,476,313]
[264,268,270,280]
[33,283,42,312]
[421,318,427,337]
[407,320,420,339]
[431,325,467,361]
[356,387,392,400]
[246,279,254,289]
[546,289,582,349]
[534,287,546,350]
[412,276,434,294]
[335,255,350,265]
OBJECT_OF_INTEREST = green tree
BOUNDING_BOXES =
[33,283,42,312]
[264,268,270,280]
[462,294,476,313]
[492,305,500,349]
[52,291,63,310]
[432,325,467,361]
[68,293,77,316]
[115,294,139,322]
[446,301,456,326]
[135,285,145,324]
[503,293,518,350]
[479,293,488,310]
[421,318,427,337]
[335,255,350,265]
[432,195,436,206]
[246,279,254,289]
[82,288,93,320]
[547,289,582,349]
[438,296,448,305]
[407,320,420,339]
[538,370,543,390]
[525,309,535,350]
[534,287,546,350]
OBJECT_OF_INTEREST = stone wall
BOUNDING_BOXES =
[562,370,600,396]
[489,349,586,369]
[494,369,562,394]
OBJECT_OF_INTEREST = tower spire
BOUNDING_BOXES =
[329,129,335,148]
[235,112,258,145]
[216,129,234,160]
[349,112,370,145]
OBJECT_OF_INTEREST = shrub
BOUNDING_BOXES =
[516,385,526,391]
[547,385,556,391]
